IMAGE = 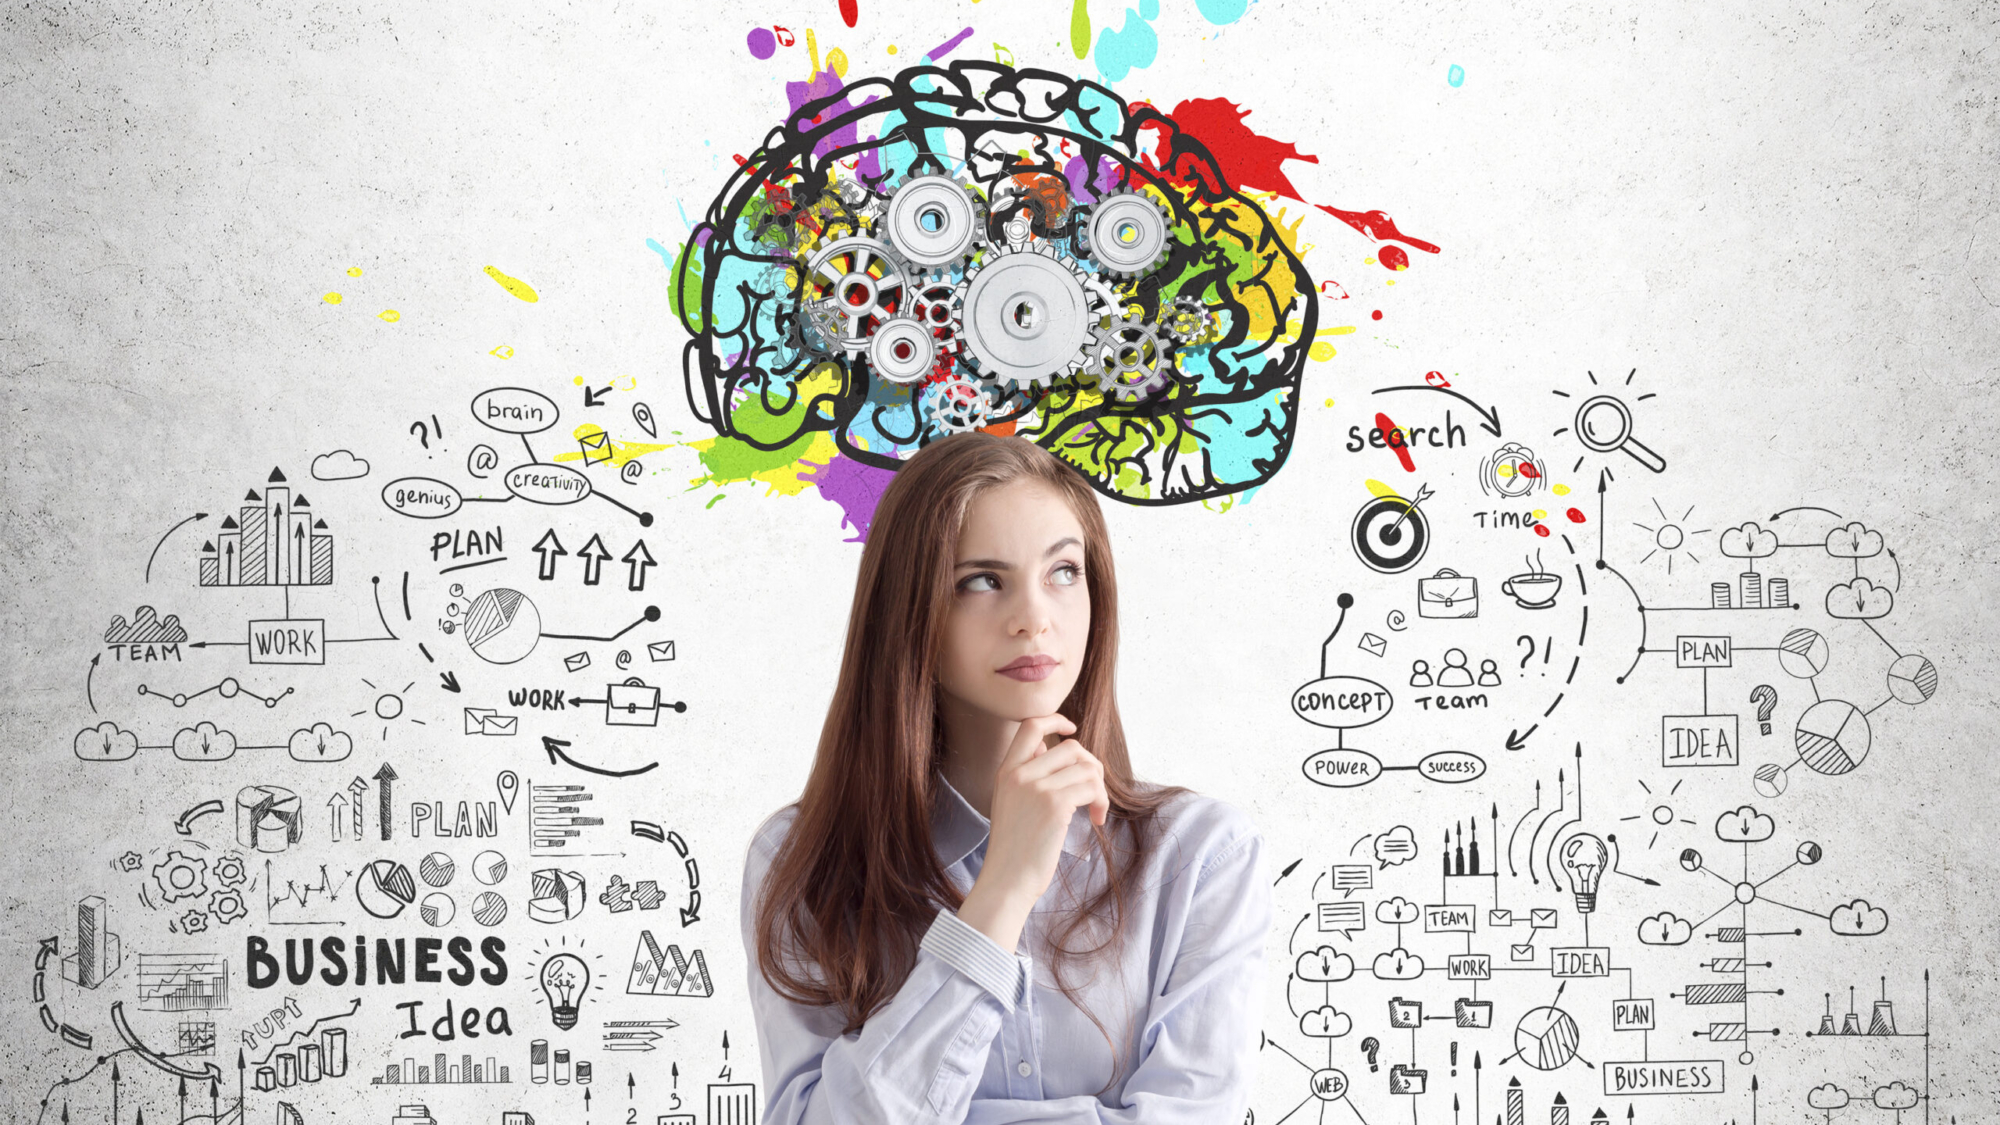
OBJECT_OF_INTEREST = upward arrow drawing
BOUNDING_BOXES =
[622,539,656,592]
[579,534,612,586]
[533,530,567,581]
[373,763,398,842]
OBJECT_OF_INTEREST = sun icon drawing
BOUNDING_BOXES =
[1633,499,1711,574]
[353,679,424,740]
[1619,777,1698,850]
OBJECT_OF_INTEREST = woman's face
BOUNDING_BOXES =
[937,479,1091,722]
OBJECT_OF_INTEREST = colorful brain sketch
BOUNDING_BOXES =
[675,61,1318,505]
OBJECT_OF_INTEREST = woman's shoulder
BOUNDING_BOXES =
[744,802,804,872]
[1137,783,1262,881]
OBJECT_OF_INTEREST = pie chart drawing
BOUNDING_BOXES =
[1778,628,1829,679]
[1887,654,1938,705]
[1794,700,1871,775]
[1514,1006,1579,1070]
[463,589,540,664]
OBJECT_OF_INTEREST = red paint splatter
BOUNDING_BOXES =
[1374,411,1415,472]
[838,0,858,28]
[1160,98,1319,200]
[1378,245,1409,271]
[1317,206,1441,255]
[1534,524,1551,537]
[1518,462,1540,479]
[1566,507,1587,523]
[1370,310,1383,321]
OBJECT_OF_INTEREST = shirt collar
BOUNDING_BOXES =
[932,771,1093,868]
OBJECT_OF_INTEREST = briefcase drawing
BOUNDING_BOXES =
[606,677,661,727]
[1417,568,1479,618]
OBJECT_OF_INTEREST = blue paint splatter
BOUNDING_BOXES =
[1448,64,1465,87]
[1095,0,1160,83]
[1195,0,1249,24]
[645,238,674,267]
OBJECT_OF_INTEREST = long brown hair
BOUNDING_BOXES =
[752,432,1188,1094]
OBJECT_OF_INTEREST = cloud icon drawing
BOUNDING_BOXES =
[1719,521,1778,558]
[1374,896,1420,924]
[288,722,354,762]
[1715,805,1775,843]
[1295,946,1356,982]
[1831,898,1889,936]
[74,722,139,761]
[311,449,371,480]
[1372,947,1425,980]
[1637,912,1693,945]
[1872,1082,1918,1110]
[1373,825,1418,869]
[1825,577,1894,620]
[172,722,238,762]
[1807,1085,1851,1110]
[1299,1004,1352,1038]
[1823,521,1883,558]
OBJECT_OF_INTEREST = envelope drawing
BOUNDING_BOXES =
[464,707,495,735]
[1487,908,1514,927]
[579,431,612,465]
[1530,908,1558,929]
[1356,632,1388,658]
[481,714,517,736]
[647,640,676,662]
[1510,943,1537,962]
[564,651,592,673]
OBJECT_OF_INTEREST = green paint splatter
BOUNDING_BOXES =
[1070,0,1091,59]
[693,394,819,484]
[705,493,727,509]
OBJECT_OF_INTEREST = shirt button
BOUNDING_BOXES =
[1017,1061,1033,1077]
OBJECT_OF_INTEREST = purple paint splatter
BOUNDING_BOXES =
[802,455,897,542]
[747,27,777,59]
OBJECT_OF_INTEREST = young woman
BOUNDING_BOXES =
[739,432,1272,1122]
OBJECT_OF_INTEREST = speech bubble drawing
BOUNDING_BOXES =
[1374,826,1419,869]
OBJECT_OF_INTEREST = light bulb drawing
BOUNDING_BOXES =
[1558,833,1607,913]
[538,952,590,1031]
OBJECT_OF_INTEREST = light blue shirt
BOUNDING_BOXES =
[740,774,1271,1123]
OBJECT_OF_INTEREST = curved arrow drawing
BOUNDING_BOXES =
[175,799,226,836]
[112,1000,224,1081]
[1371,384,1502,437]
[146,513,208,582]
[542,736,658,778]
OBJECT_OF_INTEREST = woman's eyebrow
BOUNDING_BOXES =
[954,537,1082,569]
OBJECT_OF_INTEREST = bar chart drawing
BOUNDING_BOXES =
[199,467,335,587]
[252,1026,351,1091]
[370,1051,513,1085]
[59,894,123,989]
[137,953,229,1011]
[531,781,607,855]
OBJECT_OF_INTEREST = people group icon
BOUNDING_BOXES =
[1410,648,1503,689]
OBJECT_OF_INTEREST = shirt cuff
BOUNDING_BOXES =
[920,906,1028,1013]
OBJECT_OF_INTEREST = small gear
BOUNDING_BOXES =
[908,276,966,357]
[115,850,144,874]
[883,174,986,268]
[954,242,1097,392]
[1088,316,1176,402]
[1162,295,1219,346]
[179,910,209,935]
[152,850,210,904]
[1077,188,1173,279]
[209,891,248,926]
[211,854,247,888]
[867,315,938,385]
[796,236,913,353]
[927,374,995,434]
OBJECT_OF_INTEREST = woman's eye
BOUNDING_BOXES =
[961,573,999,593]
[1051,563,1083,586]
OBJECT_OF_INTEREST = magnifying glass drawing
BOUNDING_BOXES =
[1574,394,1667,473]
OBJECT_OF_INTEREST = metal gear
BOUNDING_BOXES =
[1078,188,1173,279]
[1087,316,1176,402]
[1162,295,1218,346]
[908,276,966,356]
[884,174,986,268]
[152,850,209,904]
[953,243,1099,392]
[796,236,913,353]
[209,891,248,926]
[927,374,995,434]
[867,315,937,385]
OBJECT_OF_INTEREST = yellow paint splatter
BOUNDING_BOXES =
[887,44,897,53]
[1364,256,1377,266]
[483,265,539,302]
[490,345,514,359]
[1386,279,1396,286]
[377,309,400,323]
[323,292,342,305]
[807,28,820,72]
[1497,464,1515,478]
[1533,509,1548,520]
[1324,398,1335,408]
[1553,483,1571,496]
[1309,342,1337,362]
[1365,479,1399,499]
[552,423,671,470]
[1326,326,1357,335]
[572,376,585,385]
[826,47,849,77]
[346,266,363,277]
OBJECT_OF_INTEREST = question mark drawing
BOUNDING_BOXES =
[1750,685,1778,735]
[409,413,443,449]
[1359,1037,1380,1072]
[1516,634,1536,670]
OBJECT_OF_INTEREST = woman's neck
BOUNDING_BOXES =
[936,690,1022,820]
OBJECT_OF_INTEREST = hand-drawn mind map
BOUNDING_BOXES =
[18,27,1958,1125]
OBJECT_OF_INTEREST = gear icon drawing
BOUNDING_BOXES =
[927,374,995,434]
[209,891,248,926]
[152,850,209,904]
[212,854,247,888]
[1161,295,1218,346]
[179,909,209,934]
[115,850,144,874]
[883,173,987,268]
[1087,316,1176,402]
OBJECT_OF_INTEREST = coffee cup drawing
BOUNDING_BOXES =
[1503,572,1562,609]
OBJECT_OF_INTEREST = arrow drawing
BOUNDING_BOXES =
[580,534,612,586]
[622,539,656,592]
[373,762,398,842]
[174,799,226,836]
[542,735,658,778]
[533,529,567,581]
[1371,384,1503,437]
[146,512,208,582]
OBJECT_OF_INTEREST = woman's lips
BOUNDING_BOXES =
[997,654,1057,682]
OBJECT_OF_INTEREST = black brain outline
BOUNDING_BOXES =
[675,61,1318,506]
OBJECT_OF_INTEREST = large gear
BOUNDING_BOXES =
[953,243,1100,391]
[883,174,986,268]
[1078,188,1173,279]
[151,850,209,904]
[1161,295,1218,346]
[1087,316,1176,402]
[796,236,913,353]
[866,315,937,385]
[927,373,995,434]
